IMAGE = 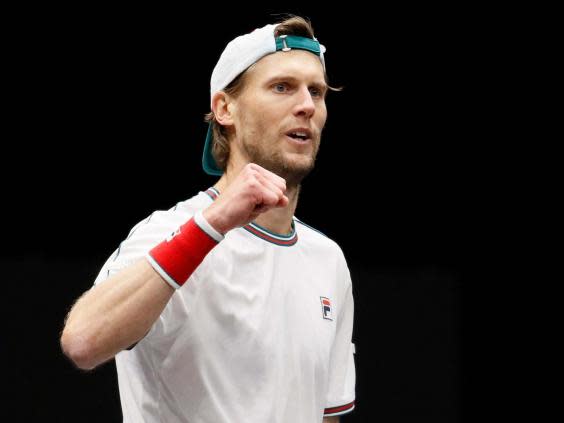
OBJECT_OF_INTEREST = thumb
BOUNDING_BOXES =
[277,195,289,208]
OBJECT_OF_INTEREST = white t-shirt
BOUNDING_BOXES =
[94,187,356,422]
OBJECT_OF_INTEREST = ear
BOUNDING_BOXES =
[211,91,236,126]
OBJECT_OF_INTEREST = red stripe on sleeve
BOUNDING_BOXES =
[324,401,355,415]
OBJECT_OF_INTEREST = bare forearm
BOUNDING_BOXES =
[323,417,339,423]
[61,259,174,369]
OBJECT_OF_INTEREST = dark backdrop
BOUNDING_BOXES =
[5,5,474,422]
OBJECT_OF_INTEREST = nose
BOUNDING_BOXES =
[292,86,316,119]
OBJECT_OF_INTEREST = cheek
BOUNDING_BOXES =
[316,107,328,129]
[240,114,274,143]
[247,107,279,135]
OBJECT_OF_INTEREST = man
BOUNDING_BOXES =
[61,16,356,422]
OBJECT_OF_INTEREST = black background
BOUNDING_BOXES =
[4,5,483,422]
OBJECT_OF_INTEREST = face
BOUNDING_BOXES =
[229,50,328,186]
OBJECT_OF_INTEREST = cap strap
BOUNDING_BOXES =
[275,35,321,55]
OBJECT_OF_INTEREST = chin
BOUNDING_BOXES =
[275,157,316,186]
[243,142,317,184]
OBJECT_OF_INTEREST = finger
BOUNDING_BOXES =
[255,172,288,207]
[249,163,286,193]
[255,186,282,208]
[248,185,282,215]
[277,195,289,208]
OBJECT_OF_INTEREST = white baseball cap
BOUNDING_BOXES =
[203,23,326,176]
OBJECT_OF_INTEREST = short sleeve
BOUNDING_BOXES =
[324,263,356,417]
[93,210,190,286]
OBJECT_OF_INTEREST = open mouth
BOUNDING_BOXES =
[285,129,312,143]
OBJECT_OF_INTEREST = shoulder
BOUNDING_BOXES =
[126,190,211,238]
[94,190,212,284]
[294,217,348,263]
[294,217,353,300]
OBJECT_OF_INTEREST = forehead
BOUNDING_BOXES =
[245,50,326,84]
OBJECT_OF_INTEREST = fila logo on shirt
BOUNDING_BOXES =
[320,297,333,321]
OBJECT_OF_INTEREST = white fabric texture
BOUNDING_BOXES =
[94,189,355,422]
[210,24,277,101]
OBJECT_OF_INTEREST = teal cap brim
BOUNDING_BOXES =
[202,124,223,176]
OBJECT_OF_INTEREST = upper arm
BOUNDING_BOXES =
[323,417,339,423]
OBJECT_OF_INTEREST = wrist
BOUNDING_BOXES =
[194,210,224,242]
[147,213,222,289]
[202,206,231,235]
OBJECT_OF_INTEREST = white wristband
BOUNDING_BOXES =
[145,253,182,290]
[194,210,225,243]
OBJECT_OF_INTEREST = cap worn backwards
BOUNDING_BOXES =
[202,23,326,176]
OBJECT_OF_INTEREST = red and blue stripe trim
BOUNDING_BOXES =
[204,187,220,201]
[242,220,297,246]
[324,401,355,416]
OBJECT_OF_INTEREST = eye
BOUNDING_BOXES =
[273,83,288,93]
[309,86,326,98]
[309,87,321,97]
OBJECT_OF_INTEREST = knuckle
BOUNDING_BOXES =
[244,170,259,184]
[247,180,259,191]
[244,164,256,175]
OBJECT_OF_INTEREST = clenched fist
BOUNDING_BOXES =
[202,163,288,234]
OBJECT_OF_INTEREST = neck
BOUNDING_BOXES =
[214,172,301,235]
